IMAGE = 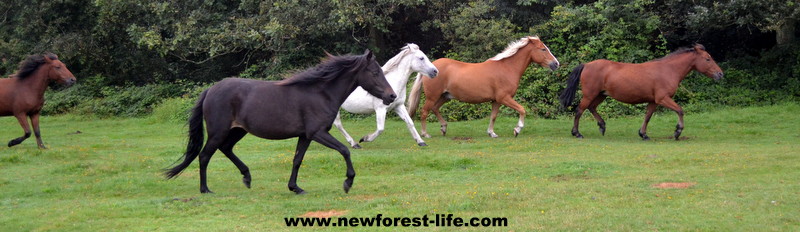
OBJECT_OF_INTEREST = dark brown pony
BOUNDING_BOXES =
[165,50,396,194]
[559,44,723,140]
[1,53,76,148]
[408,36,559,138]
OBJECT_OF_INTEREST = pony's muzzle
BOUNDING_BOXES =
[713,72,724,81]
[548,61,560,71]
[382,92,397,105]
[427,68,439,78]
[64,77,77,86]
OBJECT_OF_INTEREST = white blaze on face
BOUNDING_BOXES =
[530,36,559,66]
[545,44,559,67]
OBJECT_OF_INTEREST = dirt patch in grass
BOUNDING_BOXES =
[300,210,348,218]
[451,137,473,141]
[652,182,696,189]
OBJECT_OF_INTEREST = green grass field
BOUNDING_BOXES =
[1,103,799,231]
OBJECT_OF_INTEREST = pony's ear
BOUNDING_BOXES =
[364,49,374,60]
[407,43,420,51]
[323,50,334,58]
[43,52,57,62]
[693,43,706,51]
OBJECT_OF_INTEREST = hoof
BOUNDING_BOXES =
[674,124,683,140]
[418,142,428,147]
[290,186,306,195]
[343,179,353,194]
[638,130,651,140]
[200,188,214,194]
[422,133,431,138]
[243,176,251,189]
[488,133,499,138]
[513,128,521,137]
[352,144,362,149]
[572,130,583,138]
[38,145,48,149]
[598,122,606,136]
[359,137,366,143]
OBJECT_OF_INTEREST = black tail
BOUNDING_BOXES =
[559,64,585,109]
[164,89,208,179]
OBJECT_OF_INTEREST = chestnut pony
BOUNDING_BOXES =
[0,53,76,148]
[165,50,396,194]
[559,44,723,140]
[408,36,559,138]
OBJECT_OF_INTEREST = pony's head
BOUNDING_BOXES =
[526,36,559,71]
[14,53,76,86]
[403,44,438,78]
[354,50,397,105]
[690,44,724,81]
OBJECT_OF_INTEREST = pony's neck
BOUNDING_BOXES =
[382,55,413,93]
[658,52,697,82]
[324,72,362,108]
[495,44,533,79]
[19,64,51,94]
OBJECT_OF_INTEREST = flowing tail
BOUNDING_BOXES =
[559,64,585,109]
[164,89,208,179]
[407,73,424,117]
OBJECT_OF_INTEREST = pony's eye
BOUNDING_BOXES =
[541,49,547,51]
[419,57,424,61]
[706,58,711,61]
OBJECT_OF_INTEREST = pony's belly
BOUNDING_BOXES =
[451,93,491,104]
[245,127,303,140]
[341,100,379,114]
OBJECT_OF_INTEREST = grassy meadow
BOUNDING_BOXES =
[1,103,799,231]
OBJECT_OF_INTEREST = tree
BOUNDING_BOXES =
[685,0,799,45]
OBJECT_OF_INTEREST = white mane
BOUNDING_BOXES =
[382,43,419,73]
[488,36,539,61]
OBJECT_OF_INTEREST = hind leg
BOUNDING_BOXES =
[572,95,596,138]
[218,128,251,188]
[198,128,229,193]
[587,95,607,136]
[431,97,450,136]
[487,102,501,138]
[8,113,31,147]
[420,95,447,138]
[419,97,436,138]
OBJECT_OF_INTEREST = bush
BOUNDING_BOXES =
[43,77,201,118]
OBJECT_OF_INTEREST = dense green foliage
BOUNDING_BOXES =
[1,0,798,119]
[2,104,799,230]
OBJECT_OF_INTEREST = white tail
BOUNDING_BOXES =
[407,73,425,117]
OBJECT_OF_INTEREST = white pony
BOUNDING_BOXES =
[333,44,439,148]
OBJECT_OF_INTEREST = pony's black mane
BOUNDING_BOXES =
[11,53,58,80]
[278,53,372,86]
[657,44,705,60]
